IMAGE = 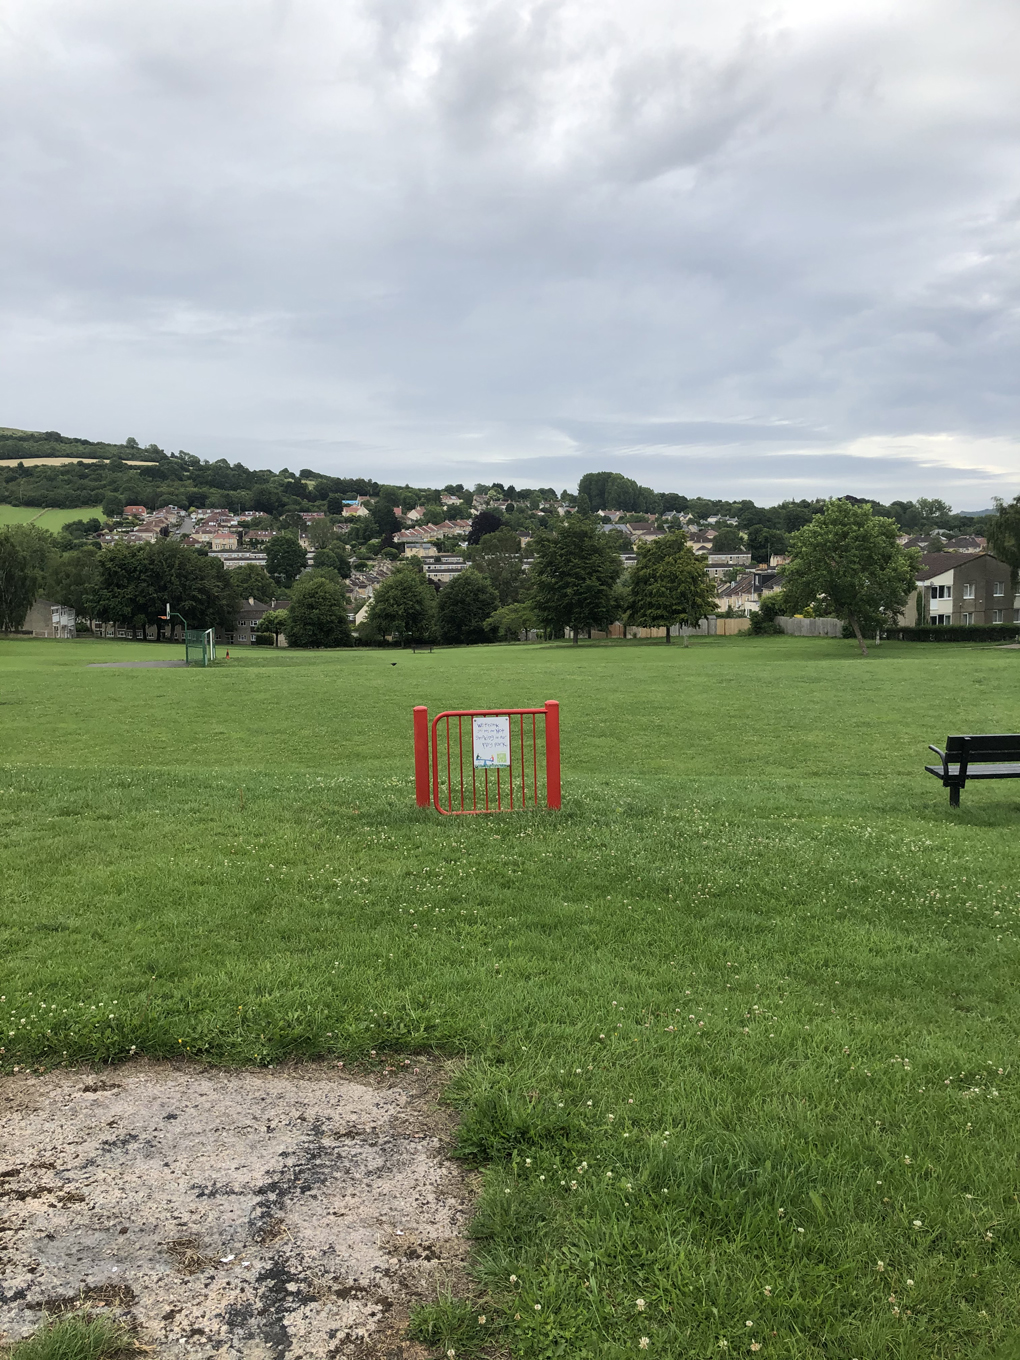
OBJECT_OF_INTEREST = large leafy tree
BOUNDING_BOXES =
[306,517,339,550]
[371,488,403,541]
[629,533,716,644]
[529,515,622,643]
[283,575,352,648]
[987,495,1020,593]
[467,526,524,604]
[467,510,503,545]
[265,533,308,589]
[229,562,279,602]
[745,524,788,563]
[578,470,658,514]
[257,608,289,644]
[487,599,537,641]
[45,546,101,617]
[0,530,36,631]
[783,499,919,655]
[437,568,499,644]
[84,540,237,636]
[709,526,743,553]
[313,544,352,579]
[367,563,438,642]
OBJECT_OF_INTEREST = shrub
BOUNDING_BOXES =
[884,624,1020,643]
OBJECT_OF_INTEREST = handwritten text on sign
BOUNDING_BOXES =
[472,715,511,768]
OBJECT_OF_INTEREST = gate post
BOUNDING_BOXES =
[544,700,561,809]
[413,706,430,808]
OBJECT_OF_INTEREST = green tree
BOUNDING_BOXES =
[437,569,499,645]
[467,510,503,545]
[629,533,716,645]
[283,575,352,648]
[467,526,524,604]
[486,599,537,641]
[710,526,743,553]
[84,540,237,638]
[313,544,352,578]
[371,489,403,541]
[783,499,919,655]
[987,495,1020,594]
[578,470,658,514]
[102,495,125,520]
[914,496,954,530]
[367,563,438,643]
[305,517,337,550]
[529,515,623,644]
[745,524,788,563]
[257,608,289,644]
[265,533,308,589]
[229,563,279,602]
[0,530,35,631]
[45,546,101,617]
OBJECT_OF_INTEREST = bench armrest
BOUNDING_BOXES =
[928,744,948,777]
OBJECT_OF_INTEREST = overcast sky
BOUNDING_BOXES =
[1,0,1018,505]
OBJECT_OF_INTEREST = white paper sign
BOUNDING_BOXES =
[473,715,511,768]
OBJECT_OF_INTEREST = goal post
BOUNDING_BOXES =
[185,628,216,667]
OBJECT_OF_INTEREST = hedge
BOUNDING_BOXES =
[883,624,1020,643]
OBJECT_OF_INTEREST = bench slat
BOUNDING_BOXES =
[945,734,1020,761]
[927,763,1020,780]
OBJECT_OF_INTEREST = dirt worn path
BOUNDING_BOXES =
[0,1060,477,1359]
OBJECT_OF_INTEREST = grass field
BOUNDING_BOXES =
[0,504,104,529]
[2,635,1019,1359]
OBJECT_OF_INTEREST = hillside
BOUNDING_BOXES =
[0,426,991,538]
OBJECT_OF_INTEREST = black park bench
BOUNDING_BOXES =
[926,735,1020,807]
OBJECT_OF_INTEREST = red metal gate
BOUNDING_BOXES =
[413,701,561,813]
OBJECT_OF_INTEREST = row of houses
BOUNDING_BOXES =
[717,551,1019,625]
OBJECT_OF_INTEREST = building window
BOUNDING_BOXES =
[962,582,975,599]
[993,609,1004,624]
[930,584,951,599]
[962,612,973,626]
[993,581,1005,596]
[931,613,952,626]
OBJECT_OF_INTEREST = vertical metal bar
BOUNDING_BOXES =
[435,718,443,810]
[413,706,430,808]
[497,766,502,810]
[532,713,538,806]
[458,715,465,811]
[484,768,489,811]
[471,719,477,810]
[446,716,453,813]
[545,700,561,809]
[519,713,526,806]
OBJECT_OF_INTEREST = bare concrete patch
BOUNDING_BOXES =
[0,1060,477,1358]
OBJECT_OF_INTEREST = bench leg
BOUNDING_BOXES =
[949,785,960,809]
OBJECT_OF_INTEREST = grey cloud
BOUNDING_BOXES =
[0,0,1018,502]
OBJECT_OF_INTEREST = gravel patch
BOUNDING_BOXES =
[0,1060,476,1359]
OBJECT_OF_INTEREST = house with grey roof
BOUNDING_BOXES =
[902,552,1017,626]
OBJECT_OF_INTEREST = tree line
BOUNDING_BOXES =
[365,495,1020,655]
[362,516,717,647]
[0,525,353,648]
